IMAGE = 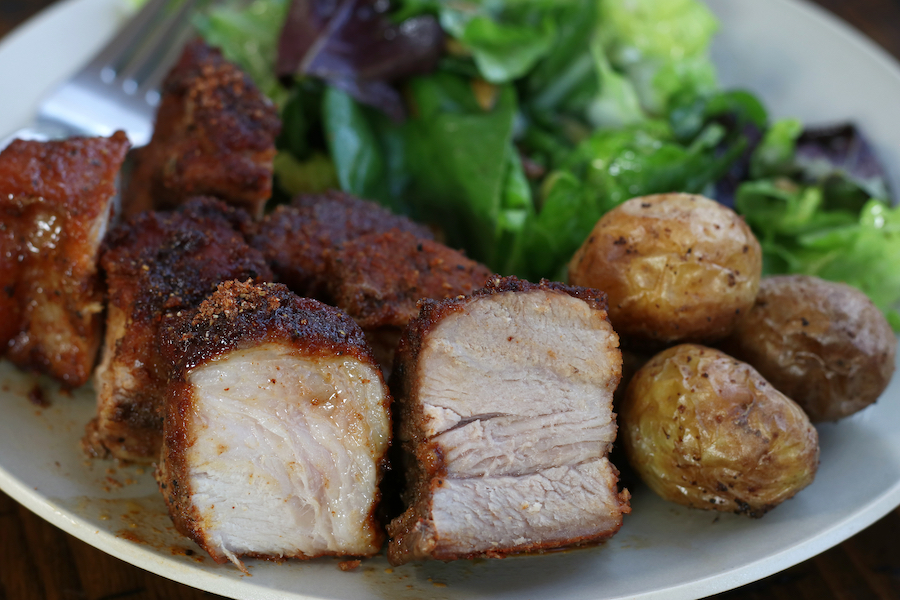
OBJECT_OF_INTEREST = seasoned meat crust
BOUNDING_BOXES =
[0,132,130,386]
[249,190,434,300]
[326,229,493,329]
[325,229,493,373]
[86,197,272,462]
[387,276,630,565]
[157,280,391,569]
[159,280,377,371]
[124,40,280,218]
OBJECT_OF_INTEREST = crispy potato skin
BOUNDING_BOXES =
[620,344,819,517]
[721,275,897,422]
[568,193,761,346]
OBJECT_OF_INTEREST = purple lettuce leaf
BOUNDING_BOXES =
[795,123,891,210]
[276,0,443,120]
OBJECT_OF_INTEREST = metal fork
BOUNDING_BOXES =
[3,0,202,148]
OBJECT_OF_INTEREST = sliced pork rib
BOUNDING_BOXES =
[86,197,271,462]
[387,276,630,565]
[124,40,280,218]
[249,190,434,300]
[0,132,130,386]
[156,280,391,570]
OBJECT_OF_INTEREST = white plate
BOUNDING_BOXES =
[1,1,900,599]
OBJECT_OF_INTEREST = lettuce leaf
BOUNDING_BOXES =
[596,0,718,116]
[438,1,560,84]
[275,0,443,120]
[737,181,900,329]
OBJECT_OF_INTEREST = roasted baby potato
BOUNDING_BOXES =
[620,344,819,517]
[721,275,897,422]
[568,193,762,346]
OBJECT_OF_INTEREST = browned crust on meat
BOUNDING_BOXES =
[249,190,434,300]
[123,40,280,218]
[387,276,622,563]
[157,279,390,564]
[87,197,272,461]
[159,279,379,374]
[102,197,269,321]
[326,229,493,329]
[154,377,200,545]
[0,132,130,386]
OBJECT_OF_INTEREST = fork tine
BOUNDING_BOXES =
[85,0,172,77]
[118,0,203,95]
[137,23,199,104]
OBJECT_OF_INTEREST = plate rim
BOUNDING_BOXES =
[1,1,900,599]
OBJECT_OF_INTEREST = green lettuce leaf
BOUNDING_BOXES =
[596,0,718,116]
[737,181,900,328]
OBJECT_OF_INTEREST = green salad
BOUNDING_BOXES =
[195,0,900,329]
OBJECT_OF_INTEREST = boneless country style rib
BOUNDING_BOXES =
[156,280,392,571]
[387,276,630,565]
[0,133,130,387]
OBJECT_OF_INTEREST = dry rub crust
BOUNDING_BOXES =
[387,276,629,563]
[326,229,493,329]
[123,40,280,218]
[0,132,130,386]
[325,229,493,373]
[156,280,391,562]
[159,280,379,372]
[86,197,272,461]
[249,190,434,300]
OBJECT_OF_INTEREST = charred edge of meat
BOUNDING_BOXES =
[159,279,379,373]
[102,196,273,320]
[156,377,207,558]
[325,228,494,329]
[162,40,281,154]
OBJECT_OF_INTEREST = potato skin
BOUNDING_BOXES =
[721,275,897,422]
[568,193,761,346]
[620,344,819,517]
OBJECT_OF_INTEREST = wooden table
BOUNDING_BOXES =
[1,1,900,599]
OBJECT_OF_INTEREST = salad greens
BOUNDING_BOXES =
[194,0,900,328]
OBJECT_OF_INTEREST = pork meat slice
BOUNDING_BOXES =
[0,132,130,386]
[123,40,280,218]
[156,280,391,570]
[325,229,492,372]
[248,190,434,300]
[85,197,272,462]
[387,276,630,565]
